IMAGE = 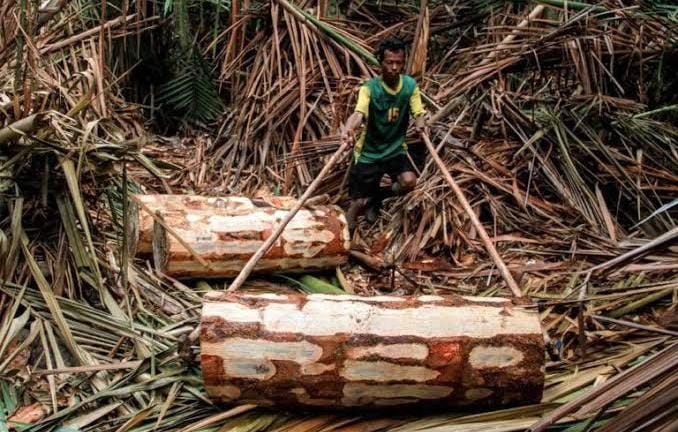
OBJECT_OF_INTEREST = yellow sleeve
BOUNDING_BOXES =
[410,86,426,117]
[355,85,370,116]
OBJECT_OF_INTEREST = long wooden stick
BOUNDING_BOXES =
[421,132,523,298]
[32,361,143,376]
[478,5,545,67]
[227,140,350,292]
[0,114,39,145]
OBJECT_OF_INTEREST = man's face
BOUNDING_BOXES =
[381,49,405,82]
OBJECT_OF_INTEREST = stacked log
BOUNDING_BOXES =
[200,292,545,409]
[127,194,300,256]
[150,196,350,278]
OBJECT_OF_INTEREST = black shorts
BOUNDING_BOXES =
[349,153,415,199]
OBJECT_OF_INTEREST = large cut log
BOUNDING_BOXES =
[127,194,299,256]
[200,292,545,409]
[152,198,349,278]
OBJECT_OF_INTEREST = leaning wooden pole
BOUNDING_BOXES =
[0,114,39,145]
[421,132,523,298]
[227,140,351,292]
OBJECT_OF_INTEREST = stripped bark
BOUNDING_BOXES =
[201,292,545,409]
[128,194,299,256]
[151,197,349,278]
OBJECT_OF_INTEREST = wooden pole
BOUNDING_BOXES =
[478,5,545,67]
[0,114,39,145]
[227,140,350,292]
[421,132,523,298]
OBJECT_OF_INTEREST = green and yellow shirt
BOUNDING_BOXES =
[353,74,425,164]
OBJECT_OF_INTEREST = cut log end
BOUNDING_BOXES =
[200,292,545,409]
[125,199,141,257]
[152,220,169,273]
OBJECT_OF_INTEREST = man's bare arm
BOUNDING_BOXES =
[340,112,364,145]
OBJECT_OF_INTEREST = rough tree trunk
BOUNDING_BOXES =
[201,292,545,409]
[151,197,349,278]
[128,194,299,256]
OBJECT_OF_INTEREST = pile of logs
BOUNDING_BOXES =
[131,194,545,411]
[129,194,350,279]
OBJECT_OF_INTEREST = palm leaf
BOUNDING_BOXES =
[156,51,224,125]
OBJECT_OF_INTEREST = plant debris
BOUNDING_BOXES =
[1,0,676,431]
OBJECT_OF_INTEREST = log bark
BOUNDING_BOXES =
[128,194,299,256]
[200,292,545,409]
[151,197,349,278]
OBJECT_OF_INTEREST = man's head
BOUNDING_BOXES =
[377,37,406,84]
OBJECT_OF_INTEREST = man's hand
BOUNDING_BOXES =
[340,112,364,146]
[414,113,429,136]
[340,126,354,146]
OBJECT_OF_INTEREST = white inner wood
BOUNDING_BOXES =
[346,343,429,360]
[339,360,440,382]
[468,346,525,368]
[203,299,541,338]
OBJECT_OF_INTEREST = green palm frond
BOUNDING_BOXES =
[156,51,224,125]
[641,1,678,23]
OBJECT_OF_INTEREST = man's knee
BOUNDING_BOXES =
[348,197,370,211]
[356,197,370,207]
[398,172,417,192]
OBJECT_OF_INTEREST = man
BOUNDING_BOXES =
[340,37,427,232]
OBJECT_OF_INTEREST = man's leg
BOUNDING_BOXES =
[364,195,383,224]
[346,197,369,232]
[395,170,417,194]
[388,153,418,195]
[346,161,382,232]
[360,154,417,225]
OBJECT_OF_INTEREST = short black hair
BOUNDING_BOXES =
[377,37,407,62]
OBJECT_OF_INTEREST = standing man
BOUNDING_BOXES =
[340,37,427,232]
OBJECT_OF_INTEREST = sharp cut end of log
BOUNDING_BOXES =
[152,220,170,272]
[126,198,141,257]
